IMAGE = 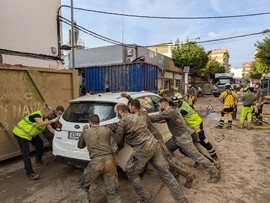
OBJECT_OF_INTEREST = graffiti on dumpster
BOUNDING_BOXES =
[0,92,45,132]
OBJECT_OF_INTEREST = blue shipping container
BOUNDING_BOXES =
[85,62,158,93]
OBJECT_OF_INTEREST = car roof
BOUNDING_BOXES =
[69,92,160,103]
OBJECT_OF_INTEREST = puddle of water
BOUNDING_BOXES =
[204,112,221,121]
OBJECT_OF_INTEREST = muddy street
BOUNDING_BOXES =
[0,95,270,203]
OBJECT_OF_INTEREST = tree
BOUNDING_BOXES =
[172,41,208,75]
[254,37,270,73]
[203,60,226,79]
[250,58,269,74]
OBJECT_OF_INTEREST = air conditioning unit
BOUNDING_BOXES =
[127,49,133,56]
[126,58,132,63]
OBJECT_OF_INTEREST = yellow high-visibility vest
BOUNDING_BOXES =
[13,110,48,141]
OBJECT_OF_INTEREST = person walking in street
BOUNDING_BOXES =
[216,84,239,129]
[170,95,219,162]
[173,84,180,95]
[123,95,196,188]
[77,114,121,203]
[43,105,65,150]
[239,87,257,130]
[114,103,188,203]
[254,82,265,126]
[149,98,220,184]
[12,106,59,180]
[187,84,197,109]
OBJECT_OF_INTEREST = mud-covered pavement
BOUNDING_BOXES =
[0,94,270,203]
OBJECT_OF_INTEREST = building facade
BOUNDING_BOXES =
[0,0,63,68]
[210,49,231,72]
[242,62,252,77]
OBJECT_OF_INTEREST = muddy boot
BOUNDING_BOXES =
[216,125,223,129]
[207,171,221,183]
[27,172,39,180]
[239,124,244,129]
[213,161,221,170]
[35,159,48,166]
[225,126,232,130]
[247,123,251,130]
[184,173,196,188]
[212,154,218,161]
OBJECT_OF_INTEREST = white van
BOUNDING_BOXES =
[52,92,171,170]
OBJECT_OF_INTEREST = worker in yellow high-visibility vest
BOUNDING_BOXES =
[12,106,59,180]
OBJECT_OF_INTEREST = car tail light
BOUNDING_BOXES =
[55,121,62,131]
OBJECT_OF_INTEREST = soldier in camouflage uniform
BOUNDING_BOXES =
[77,114,121,203]
[149,98,220,183]
[121,93,196,188]
[114,104,188,203]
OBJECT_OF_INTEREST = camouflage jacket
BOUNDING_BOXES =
[113,113,157,151]
[149,107,187,138]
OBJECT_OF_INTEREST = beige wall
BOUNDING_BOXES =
[0,0,63,68]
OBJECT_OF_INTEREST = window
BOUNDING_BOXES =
[63,102,116,123]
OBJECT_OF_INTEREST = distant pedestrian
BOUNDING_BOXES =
[240,87,256,129]
[254,82,264,126]
[77,114,121,203]
[216,84,239,129]
[12,106,59,180]
[187,84,197,109]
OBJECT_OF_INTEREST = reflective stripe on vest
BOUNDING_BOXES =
[12,110,47,141]
[179,101,202,128]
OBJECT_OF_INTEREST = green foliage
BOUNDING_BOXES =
[255,37,270,73]
[204,59,220,74]
[245,72,251,80]
[172,41,208,75]
[251,58,269,74]
[202,60,226,79]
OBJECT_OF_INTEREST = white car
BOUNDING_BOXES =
[53,92,172,170]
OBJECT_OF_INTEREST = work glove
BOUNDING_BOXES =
[52,116,60,122]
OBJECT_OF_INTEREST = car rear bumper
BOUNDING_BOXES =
[55,155,89,168]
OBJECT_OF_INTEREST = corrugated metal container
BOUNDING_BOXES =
[85,62,158,93]
[0,65,79,161]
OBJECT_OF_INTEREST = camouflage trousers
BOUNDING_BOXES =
[78,155,121,203]
[126,142,188,203]
[159,141,194,182]
[167,132,219,177]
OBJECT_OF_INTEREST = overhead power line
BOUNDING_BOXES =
[60,5,270,20]
[58,16,269,47]
[59,16,134,47]
[197,30,270,44]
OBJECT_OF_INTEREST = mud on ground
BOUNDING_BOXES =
[0,94,270,203]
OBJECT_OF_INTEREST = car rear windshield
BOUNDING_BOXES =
[62,102,116,123]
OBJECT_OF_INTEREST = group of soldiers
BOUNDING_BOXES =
[78,91,222,203]
[216,82,264,130]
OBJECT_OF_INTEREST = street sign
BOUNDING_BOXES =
[183,66,190,73]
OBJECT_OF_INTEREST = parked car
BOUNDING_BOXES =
[194,86,204,97]
[52,92,172,170]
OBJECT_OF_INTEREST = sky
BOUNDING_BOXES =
[61,0,270,69]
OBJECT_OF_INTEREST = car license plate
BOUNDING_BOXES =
[68,132,81,140]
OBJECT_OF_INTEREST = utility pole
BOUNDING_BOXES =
[71,0,75,69]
